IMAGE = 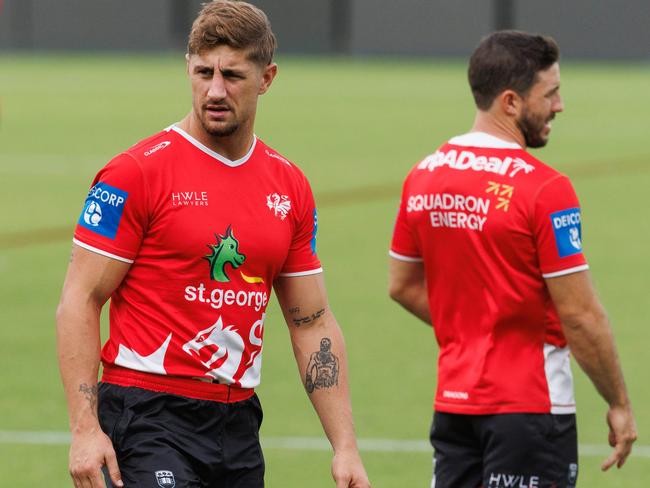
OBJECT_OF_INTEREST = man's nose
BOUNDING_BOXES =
[208,73,226,100]
[553,94,564,113]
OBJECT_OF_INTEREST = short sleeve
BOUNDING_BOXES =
[278,175,322,276]
[533,175,589,278]
[389,178,423,262]
[73,153,148,263]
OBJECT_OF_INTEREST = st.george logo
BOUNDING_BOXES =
[204,226,245,282]
[155,470,175,488]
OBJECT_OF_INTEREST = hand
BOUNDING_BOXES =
[601,404,637,471]
[69,428,123,488]
[331,449,371,488]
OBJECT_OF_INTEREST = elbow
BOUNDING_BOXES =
[388,281,407,304]
[55,300,70,331]
[559,307,608,333]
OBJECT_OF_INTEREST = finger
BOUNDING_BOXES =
[88,468,107,488]
[616,442,634,469]
[78,473,94,488]
[70,472,82,488]
[608,430,616,447]
[334,474,350,488]
[73,472,91,488]
[105,452,124,487]
[601,443,625,471]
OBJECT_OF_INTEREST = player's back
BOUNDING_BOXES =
[391,132,588,414]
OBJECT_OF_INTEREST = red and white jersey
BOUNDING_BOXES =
[390,132,588,415]
[74,125,321,394]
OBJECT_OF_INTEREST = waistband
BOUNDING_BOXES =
[101,363,254,403]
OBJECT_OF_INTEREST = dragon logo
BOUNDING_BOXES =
[204,226,245,282]
[266,193,291,220]
[182,316,245,384]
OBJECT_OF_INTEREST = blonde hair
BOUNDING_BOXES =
[187,1,277,66]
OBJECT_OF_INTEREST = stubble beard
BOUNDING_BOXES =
[517,107,552,149]
[200,114,239,138]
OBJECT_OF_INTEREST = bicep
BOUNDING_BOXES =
[388,257,425,297]
[545,270,604,322]
[61,244,131,308]
[274,273,330,328]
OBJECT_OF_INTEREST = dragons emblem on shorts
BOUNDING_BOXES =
[204,225,245,282]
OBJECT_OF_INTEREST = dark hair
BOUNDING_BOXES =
[187,1,277,66]
[468,30,559,110]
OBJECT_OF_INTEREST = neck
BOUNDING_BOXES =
[178,112,255,161]
[470,110,524,148]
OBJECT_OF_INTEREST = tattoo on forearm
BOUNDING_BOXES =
[305,337,339,393]
[79,383,98,416]
[69,246,76,263]
[292,308,325,327]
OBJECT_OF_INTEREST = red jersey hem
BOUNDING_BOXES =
[434,400,553,415]
[102,363,254,403]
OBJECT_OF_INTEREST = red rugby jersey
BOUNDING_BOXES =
[390,132,588,415]
[74,125,321,393]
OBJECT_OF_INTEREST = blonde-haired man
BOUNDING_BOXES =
[57,2,370,487]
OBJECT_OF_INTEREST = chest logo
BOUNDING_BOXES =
[266,193,291,220]
[205,226,246,282]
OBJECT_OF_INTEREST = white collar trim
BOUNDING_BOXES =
[448,132,521,149]
[169,124,257,167]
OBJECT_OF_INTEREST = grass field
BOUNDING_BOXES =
[0,54,649,487]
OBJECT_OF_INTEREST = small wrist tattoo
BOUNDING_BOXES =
[79,383,99,417]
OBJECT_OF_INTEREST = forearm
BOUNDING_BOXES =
[391,289,431,325]
[563,309,629,408]
[290,315,358,452]
[56,300,104,433]
[388,258,431,325]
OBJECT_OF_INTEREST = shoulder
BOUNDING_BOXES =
[256,138,310,184]
[123,127,177,162]
[95,128,175,185]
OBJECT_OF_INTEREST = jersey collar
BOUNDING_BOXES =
[168,124,257,167]
[448,132,522,149]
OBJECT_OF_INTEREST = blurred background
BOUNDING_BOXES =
[1,0,649,58]
[1,1,649,486]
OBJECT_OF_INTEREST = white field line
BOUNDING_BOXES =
[0,431,649,458]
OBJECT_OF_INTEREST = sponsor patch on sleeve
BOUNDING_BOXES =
[310,208,318,255]
[77,182,129,239]
[550,207,583,257]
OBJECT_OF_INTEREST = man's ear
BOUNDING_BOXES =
[259,63,278,95]
[185,53,191,74]
[498,89,523,117]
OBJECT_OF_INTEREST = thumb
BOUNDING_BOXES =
[105,451,124,487]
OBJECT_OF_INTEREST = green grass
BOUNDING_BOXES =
[1,54,649,486]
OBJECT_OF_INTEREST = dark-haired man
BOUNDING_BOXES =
[388,30,636,487]
[56,2,370,487]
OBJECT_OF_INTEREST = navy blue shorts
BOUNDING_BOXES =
[430,411,578,488]
[98,382,265,487]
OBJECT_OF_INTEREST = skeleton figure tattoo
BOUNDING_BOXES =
[305,337,339,393]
